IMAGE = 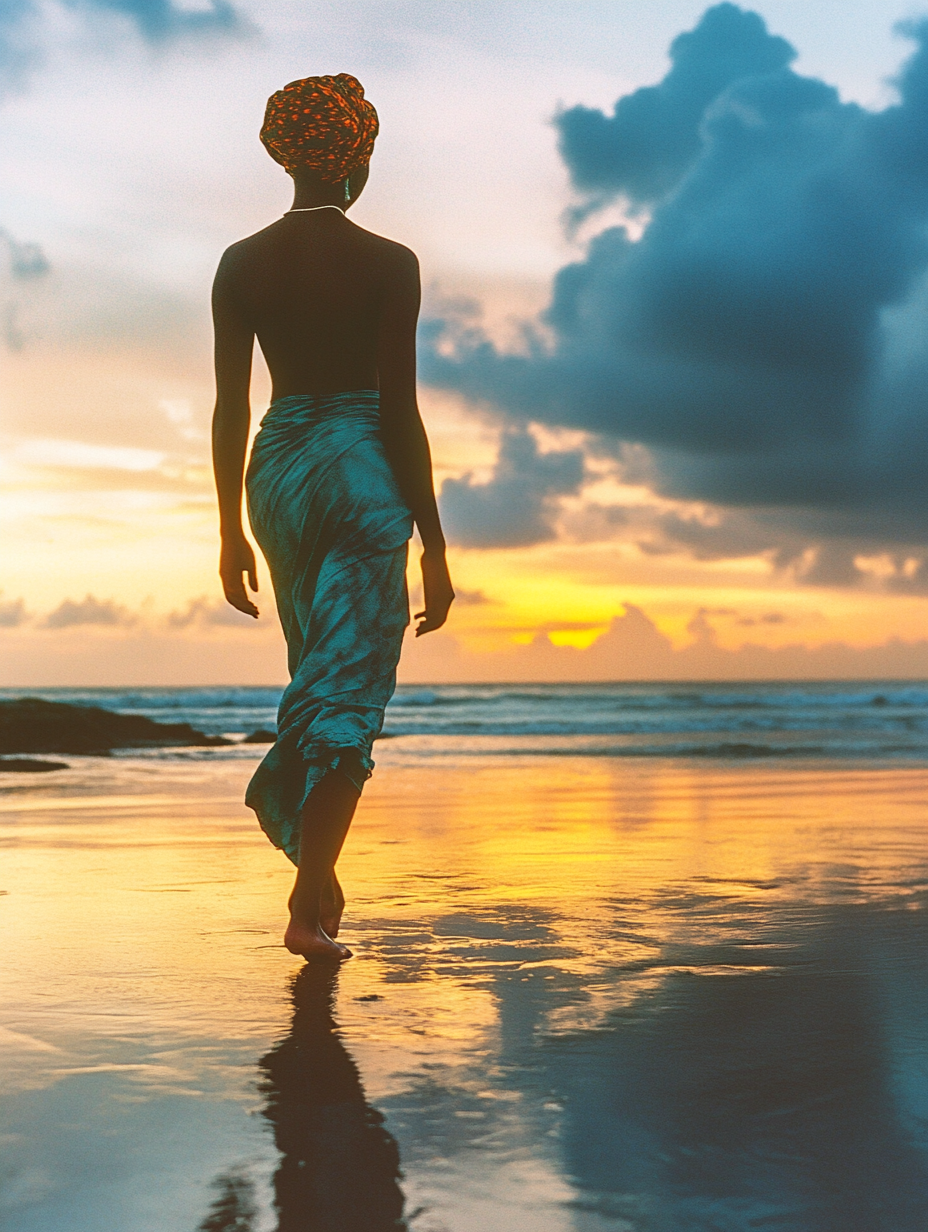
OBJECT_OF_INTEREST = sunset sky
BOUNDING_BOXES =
[2,0,928,684]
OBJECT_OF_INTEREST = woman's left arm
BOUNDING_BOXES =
[376,245,454,636]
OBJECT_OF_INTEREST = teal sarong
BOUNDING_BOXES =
[244,390,412,864]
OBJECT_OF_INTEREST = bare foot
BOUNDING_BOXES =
[320,871,346,938]
[284,919,352,961]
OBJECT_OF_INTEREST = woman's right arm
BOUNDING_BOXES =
[211,248,260,617]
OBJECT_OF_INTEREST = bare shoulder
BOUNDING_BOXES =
[215,222,281,281]
[351,224,419,278]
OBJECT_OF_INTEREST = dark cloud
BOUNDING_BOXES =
[568,498,928,593]
[43,594,134,628]
[421,6,928,553]
[439,428,584,548]
[557,2,794,209]
[1,0,243,95]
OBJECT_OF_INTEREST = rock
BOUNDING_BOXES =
[242,729,277,744]
[0,757,69,772]
[0,698,232,755]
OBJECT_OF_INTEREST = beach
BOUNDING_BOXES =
[2,687,927,1230]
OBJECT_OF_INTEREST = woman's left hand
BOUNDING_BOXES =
[414,550,454,636]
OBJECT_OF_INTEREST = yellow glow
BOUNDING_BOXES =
[5,345,928,681]
[547,627,608,649]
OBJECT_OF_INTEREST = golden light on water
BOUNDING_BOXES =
[5,754,923,1030]
[2,751,926,1226]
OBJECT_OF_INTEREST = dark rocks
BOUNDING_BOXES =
[242,729,277,744]
[0,757,70,772]
[0,698,231,755]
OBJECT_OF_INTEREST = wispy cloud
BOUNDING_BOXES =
[14,439,166,472]
[1,226,49,349]
[66,0,240,41]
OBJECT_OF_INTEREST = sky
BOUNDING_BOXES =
[2,0,928,685]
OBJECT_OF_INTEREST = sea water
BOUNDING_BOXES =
[5,680,928,761]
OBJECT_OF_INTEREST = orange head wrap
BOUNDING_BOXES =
[260,73,379,183]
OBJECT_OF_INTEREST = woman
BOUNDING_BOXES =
[212,74,454,961]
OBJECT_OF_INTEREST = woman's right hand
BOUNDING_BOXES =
[220,532,259,618]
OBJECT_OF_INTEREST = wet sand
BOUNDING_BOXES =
[1,751,927,1230]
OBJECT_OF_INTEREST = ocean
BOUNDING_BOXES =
[6,680,928,761]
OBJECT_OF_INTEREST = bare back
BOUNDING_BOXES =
[213,211,416,400]
[212,195,452,639]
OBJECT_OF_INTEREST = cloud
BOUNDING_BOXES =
[440,428,584,548]
[453,588,491,606]
[65,0,240,41]
[400,602,928,683]
[0,0,243,96]
[0,227,49,280]
[42,594,134,628]
[14,438,166,471]
[557,2,795,210]
[167,595,260,628]
[0,1,38,94]
[421,6,928,552]
[1,226,50,349]
[0,594,27,627]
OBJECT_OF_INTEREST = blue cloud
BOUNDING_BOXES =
[440,429,584,548]
[0,0,36,92]
[0,0,242,95]
[557,2,794,207]
[0,227,49,278]
[64,0,239,40]
[421,6,928,545]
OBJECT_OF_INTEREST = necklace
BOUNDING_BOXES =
[283,204,345,215]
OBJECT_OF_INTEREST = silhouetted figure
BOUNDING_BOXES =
[213,74,453,961]
[259,967,407,1231]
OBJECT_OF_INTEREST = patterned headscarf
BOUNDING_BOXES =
[260,73,379,183]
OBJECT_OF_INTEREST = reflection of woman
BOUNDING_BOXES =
[212,75,453,959]
[259,967,407,1231]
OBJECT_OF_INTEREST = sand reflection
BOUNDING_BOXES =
[1,755,926,1230]
[259,967,406,1232]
